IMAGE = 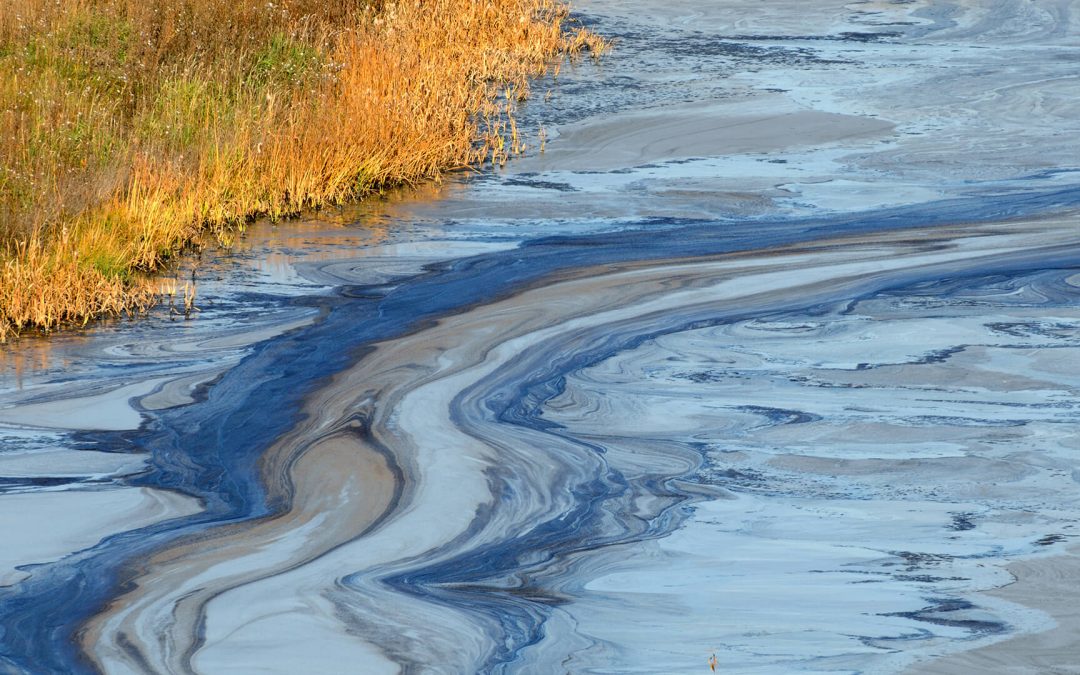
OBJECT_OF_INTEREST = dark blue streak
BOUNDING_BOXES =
[1,186,1080,672]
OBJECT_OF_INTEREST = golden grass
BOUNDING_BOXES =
[0,0,606,340]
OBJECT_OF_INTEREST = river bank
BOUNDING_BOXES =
[0,0,601,339]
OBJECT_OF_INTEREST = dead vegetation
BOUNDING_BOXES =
[0,0,606,340]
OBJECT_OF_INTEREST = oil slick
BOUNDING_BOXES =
[3,0,1080,673]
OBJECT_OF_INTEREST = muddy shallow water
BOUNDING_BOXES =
[3,1,1080,673]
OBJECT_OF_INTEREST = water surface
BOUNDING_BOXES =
[2,1,1080,673]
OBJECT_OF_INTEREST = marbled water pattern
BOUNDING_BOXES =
[2,1,1080,673]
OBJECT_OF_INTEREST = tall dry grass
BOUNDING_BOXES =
[0,0,605,340]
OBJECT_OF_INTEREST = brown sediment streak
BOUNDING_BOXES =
[80,429,401,672]
[79,216,1080,672]
[903,546,1080,674]
[514,103,896,173]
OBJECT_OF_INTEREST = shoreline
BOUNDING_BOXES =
[0,0,603,340]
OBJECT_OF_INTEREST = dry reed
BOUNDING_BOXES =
[0,0,606,340]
